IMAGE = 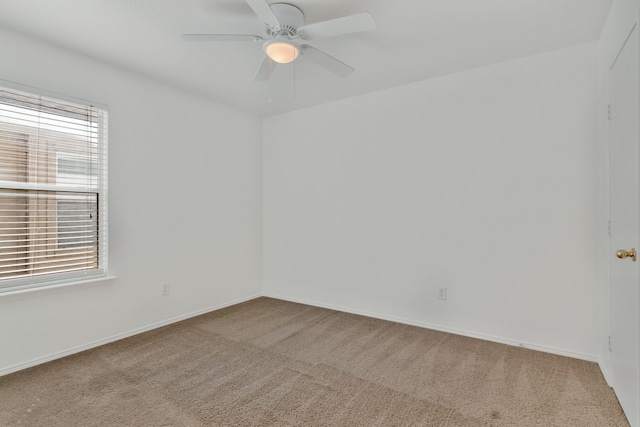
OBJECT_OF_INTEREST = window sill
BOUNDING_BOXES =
[0,275,117,300]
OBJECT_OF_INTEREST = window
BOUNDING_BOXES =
[0,84,108,292]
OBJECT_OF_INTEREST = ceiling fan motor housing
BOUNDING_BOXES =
[266,3,305,39]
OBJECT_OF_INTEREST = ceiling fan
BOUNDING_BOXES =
[181,0,376,81]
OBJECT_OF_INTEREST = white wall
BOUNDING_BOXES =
[0,27,263,374]
[0,18,606,374]
[263,42,600,359]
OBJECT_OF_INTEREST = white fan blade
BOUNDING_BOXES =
[300,12,375,40]
[246,0,280,27]
[181,34,263,42]
[254,55,275,81]
[300,45,354,78]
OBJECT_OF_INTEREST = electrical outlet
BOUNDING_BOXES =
[162,284,170,296]
[438,287,447,300]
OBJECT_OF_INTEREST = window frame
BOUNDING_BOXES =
[0,80,109,294]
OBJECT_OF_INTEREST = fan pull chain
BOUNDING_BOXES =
[268,58,273,104]
[293,54,296,98]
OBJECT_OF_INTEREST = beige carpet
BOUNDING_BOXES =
[0,297,629,426]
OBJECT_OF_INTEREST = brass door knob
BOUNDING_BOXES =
[616,248,637,261]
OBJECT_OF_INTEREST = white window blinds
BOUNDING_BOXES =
[0,84,108,292]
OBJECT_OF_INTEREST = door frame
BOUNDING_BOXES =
[608,20,640,427]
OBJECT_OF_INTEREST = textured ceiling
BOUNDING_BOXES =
[0,0,612,117]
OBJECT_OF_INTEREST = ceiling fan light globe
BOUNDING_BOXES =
[264,40,300,64]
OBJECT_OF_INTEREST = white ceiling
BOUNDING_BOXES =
[0,0,612,117]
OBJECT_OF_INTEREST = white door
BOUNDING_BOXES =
[610,23,640,427]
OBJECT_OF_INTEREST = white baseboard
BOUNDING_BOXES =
[0,293,262,377]
[263,292,601,363]
[2,291,604,378]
